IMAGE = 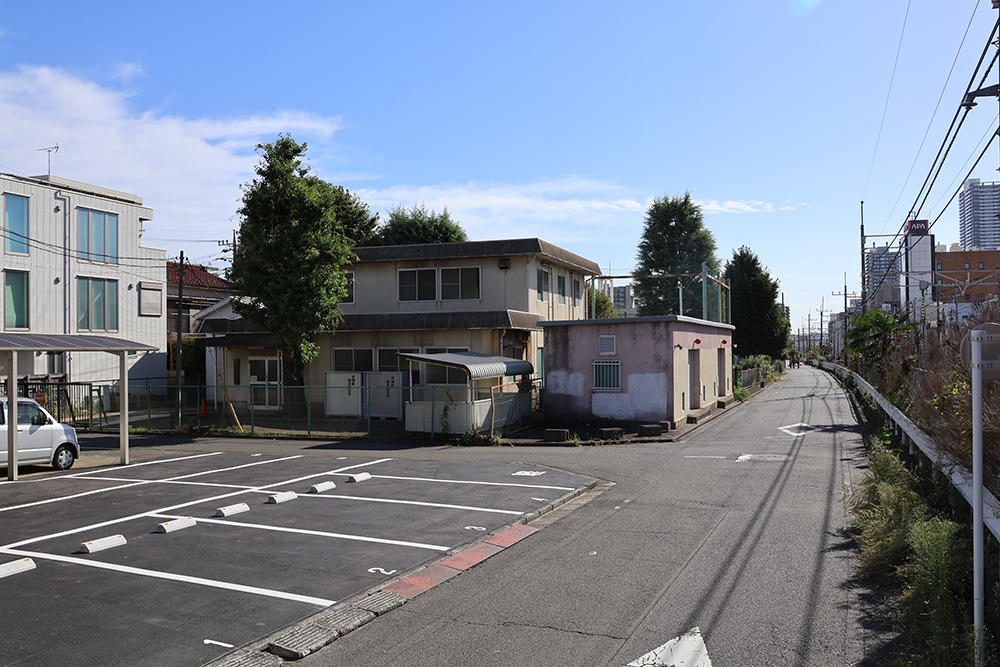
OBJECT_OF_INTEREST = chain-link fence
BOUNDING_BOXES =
[8,379,540,439]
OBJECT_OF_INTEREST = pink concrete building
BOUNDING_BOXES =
[540,315,734,426]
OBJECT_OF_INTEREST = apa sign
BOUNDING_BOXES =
[908,219,929,235]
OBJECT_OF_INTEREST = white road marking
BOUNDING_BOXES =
[0,547,334,607]
[625,627,712,666]
[203,639,234,648]
[151,514,451,551]
[68,452,225,476]
[777,422,824,436]
[2,459,397,550]
[300,493,523,515]
[0,455,305,514]
[361,474,575,491]
[736,454,752,463]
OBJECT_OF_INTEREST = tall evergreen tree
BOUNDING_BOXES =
[724,246,789,358]
[229,135,358,386]
[633,193,719,317]
[378,203,468,245]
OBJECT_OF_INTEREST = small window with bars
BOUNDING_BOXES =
[593,360,621,392]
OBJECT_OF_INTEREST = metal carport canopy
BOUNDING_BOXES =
[398,351,533,380]
[0,333,158,481]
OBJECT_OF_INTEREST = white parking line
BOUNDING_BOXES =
[301,493,525,515]
[0,547,335,607]
[67,452,225,476]
[360,474,576,491]
[150,514,451,551]
[1,459,397,550]
[0,455,305,514]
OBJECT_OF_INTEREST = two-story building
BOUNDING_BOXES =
[196,238,601,429]
[0,174,166,383]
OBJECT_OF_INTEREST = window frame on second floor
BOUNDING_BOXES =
[440,266,481,301]
[536,268,550,302]
[3,193,29,255]
[398,268,437,302]
[77,276,118,332]
[77,207,119,265]
[344,271,355,304]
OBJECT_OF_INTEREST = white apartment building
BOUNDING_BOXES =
[959,178,1000,250]
[1,174,166,383]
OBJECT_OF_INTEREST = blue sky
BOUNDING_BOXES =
[0,1,996,332]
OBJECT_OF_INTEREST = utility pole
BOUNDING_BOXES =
[176,251,185,429]
[833,274,859,360]
[860,201,867,313]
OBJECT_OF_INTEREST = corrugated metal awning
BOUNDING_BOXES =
[398,352,533,380]
[0,333,157,352]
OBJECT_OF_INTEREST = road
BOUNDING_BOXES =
[295,365,887,666]
[1,365,890,666]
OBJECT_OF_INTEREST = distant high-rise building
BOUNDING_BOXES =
[959,178,1000,250]
[865,243,901,306]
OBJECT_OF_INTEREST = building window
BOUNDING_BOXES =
[138,282,162,317]
[536,268,550,302]
[3,194,29,254]
[557,275,567,305]
[599,334,616,355]
[399,268,436,301]
[966,294,972,302]
[376,347,419,372]
[77,208,118,264]
[573,278,582,307]
[936,263,942,270]
[4,270,28,329]
[425,346,468,384]
[980,262,985,270]
[441,267,480,300]
[333,348,373,372]
[965,262,971,270]
[593,360,621,392]
[77,277,118,331]
[344,271,355,304]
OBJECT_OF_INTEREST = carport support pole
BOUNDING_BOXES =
[119,351,130,465]
[6,350,17,481]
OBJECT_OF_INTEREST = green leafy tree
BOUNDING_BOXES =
[633,193,719,317]
[725,246,789,358]
[229,135,355,386]
[587,284,617,319]
[845,308,916,389]
[378,203,468,245]
[332,186,380,247]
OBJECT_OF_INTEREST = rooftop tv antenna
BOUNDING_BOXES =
[37,143,58,176]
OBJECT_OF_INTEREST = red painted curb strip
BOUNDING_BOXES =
[484,523,538,548]
[382,524,540,599]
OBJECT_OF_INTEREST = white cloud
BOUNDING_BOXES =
[0,64,796,273]
[698,199,797,214]
[113,62,144,83]
[0,65,343,261]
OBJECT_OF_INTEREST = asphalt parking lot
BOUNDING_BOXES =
[0,450,595,666]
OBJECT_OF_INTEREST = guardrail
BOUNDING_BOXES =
[820,361,1000,548]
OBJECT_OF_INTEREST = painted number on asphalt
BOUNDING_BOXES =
[512,470,546,476]
[367,567,397,576]
[465,526,487,531]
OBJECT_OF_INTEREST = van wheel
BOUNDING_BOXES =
[53,445,75,470]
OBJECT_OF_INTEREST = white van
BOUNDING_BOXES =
[0,398,80,470]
